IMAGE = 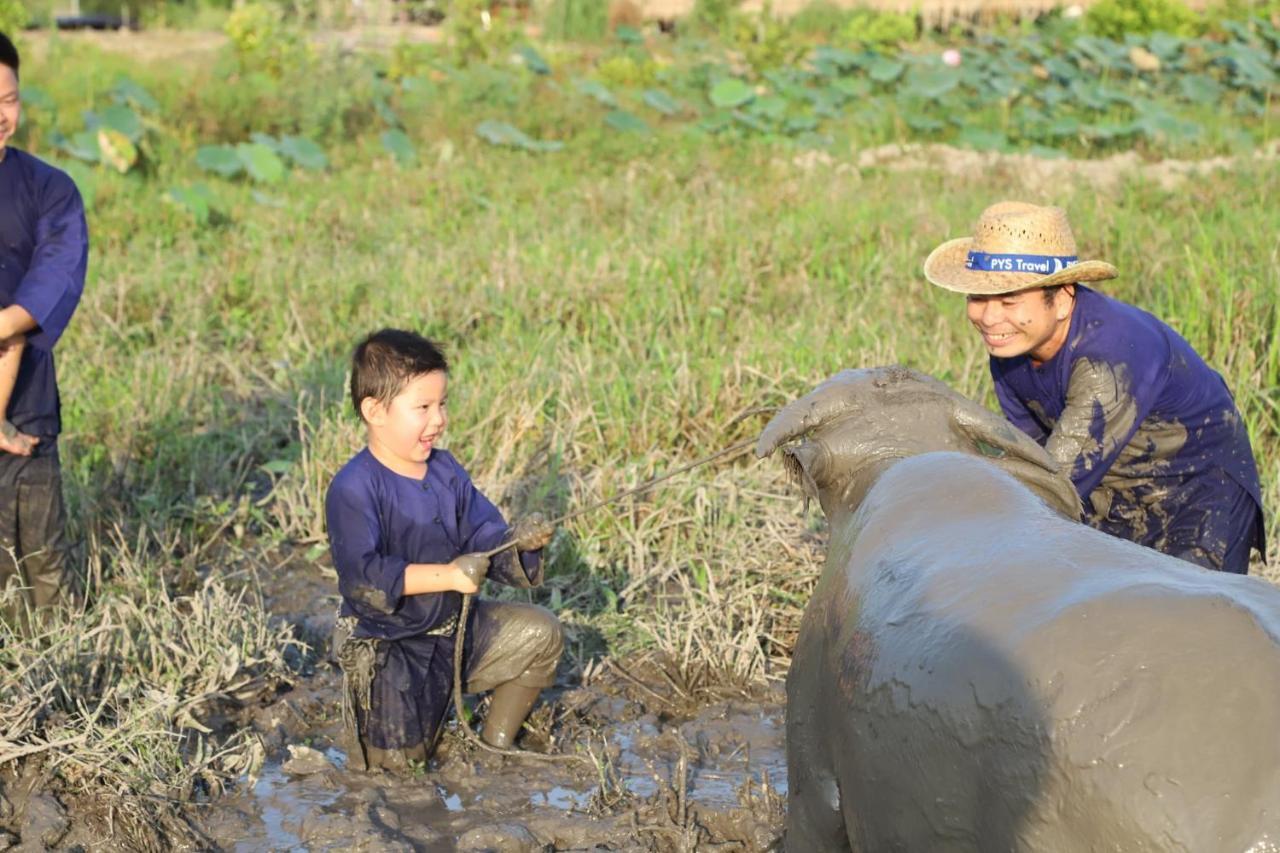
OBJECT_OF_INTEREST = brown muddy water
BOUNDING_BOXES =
[194,559,787,852]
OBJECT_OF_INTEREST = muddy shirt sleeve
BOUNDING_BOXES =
[326,480,409,616]
[1046,357,1159,499]
[455,471,543,589]
[11,168,89,351]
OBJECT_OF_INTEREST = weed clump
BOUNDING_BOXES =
[0,539,299,846]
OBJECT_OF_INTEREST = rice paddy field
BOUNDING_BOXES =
[1,5,1277,848]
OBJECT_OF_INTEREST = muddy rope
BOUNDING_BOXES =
[451,436,758,763]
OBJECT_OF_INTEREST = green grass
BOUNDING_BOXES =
[3,30,1278,844]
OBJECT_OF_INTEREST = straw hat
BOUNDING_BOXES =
[923,202,1117,295]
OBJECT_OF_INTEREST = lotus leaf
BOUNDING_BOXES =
[642,88,681,116]
[112,77,160,113]
[980,71,1020,99]
[867,55,905,84]
[810,46,862,75]
[279,136,329,171]
[474,120,563,152]
[1178,74,1222,104]
[381,129,418,165]
[237,142,287,183]
[904,113,944,133]
[167,184,214,224]
[518,45,551,75]
[251,191,285,208]
[697,112,735,134]
[784,115,819,134]
[61,130,101,163]
[904,66,960,100]
[196,145,244,177]
[709,78,755,108]
[1145,32,1184,63]
[1134,104,1200,142]
[373,96,401,128]
[732,110,770,133]
[808,89,844,118]
[1220,44,1278,92]
[604,110,651,134]
[575,78,618,107]
[99,104,144,142]
[1037,85,1069,107]
[250,132,284,153]
[1042,57,1075,83]
[1067,80,1112,111]
[616,25,643,45]
[955,126,1008,151]
[1045,116,1082,138]
[831,77,872,99]
[19,86,55,111]
[749,96,789,122]
[1071,37,1128,70]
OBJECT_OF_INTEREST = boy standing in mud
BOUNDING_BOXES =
[925,201,1263,573]
[0,32,90,628]
[326,329,562,771]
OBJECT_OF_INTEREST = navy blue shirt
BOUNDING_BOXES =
[992,286,1263,570]
[0,148,89,452]
[325,447,542,641]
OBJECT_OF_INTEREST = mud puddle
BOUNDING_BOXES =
[194,557,787,851]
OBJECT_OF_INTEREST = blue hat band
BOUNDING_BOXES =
[965,251,1078,275]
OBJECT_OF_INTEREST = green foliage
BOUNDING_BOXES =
[0,0,28,36]
[691,0,737,34]
[840,9,918,46]
[380,128,417,165]
[544,0,609,42]
[224,2,310,76]
[788,1,857,38]
[595,52,659,89]
[1085,0,1201,38]
[728,8,808,71]
[447,0,520,64]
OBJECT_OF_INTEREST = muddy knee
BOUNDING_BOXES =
[517,605,563,686]
[470,603,564,692]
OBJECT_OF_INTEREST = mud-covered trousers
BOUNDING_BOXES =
[1091,471,1264,575]
[0,452,69,632]
[357,599,563,768]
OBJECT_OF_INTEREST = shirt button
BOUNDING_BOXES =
[432,516,440,523]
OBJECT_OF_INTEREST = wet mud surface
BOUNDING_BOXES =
[193,558,787,851]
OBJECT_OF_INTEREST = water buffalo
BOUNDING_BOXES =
[758,366,1280,852]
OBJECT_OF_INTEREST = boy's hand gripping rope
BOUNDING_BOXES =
[450,436,758,763]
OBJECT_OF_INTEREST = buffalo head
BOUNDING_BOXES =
[757,366,1080,524]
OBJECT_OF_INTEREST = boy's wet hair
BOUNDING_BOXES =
[0,32,18,78]
[350,329,448,418]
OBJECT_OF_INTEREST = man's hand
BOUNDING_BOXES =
[512,512,555,552]
[453,553,490,594]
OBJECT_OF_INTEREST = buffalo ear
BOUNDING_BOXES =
[950,405,1082,520]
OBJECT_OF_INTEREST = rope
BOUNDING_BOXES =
[452,435,758,762]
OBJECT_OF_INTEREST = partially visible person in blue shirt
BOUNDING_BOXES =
[0,31,90,630]
[925,202,1263,574]
[326,329,561,772]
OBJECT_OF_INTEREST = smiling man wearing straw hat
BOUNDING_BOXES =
[925,201,1264,574]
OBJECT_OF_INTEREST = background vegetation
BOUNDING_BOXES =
[1,1,1277,844]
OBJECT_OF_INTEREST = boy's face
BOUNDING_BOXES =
[0,66,19,154]
[362,370,448,473]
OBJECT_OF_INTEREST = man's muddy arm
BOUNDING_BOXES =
[1045,357,1152,500]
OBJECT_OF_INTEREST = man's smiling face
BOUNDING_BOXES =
[965,285,1076,363]
[0,64,19,155]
